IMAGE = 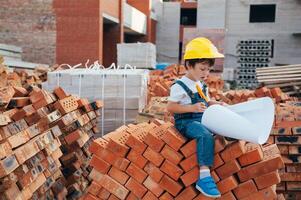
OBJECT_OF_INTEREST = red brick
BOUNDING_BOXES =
[126,163,148,183]
[213,154,224,169]
[108,167,130,185]
[143,176,164,197]
[238,143,263,167]
[217,176,238,194]
[217,192,236,200]
[53,87,68,100]
[127,149,148,169]
[97,188,111,199]
[161,144,184,165]
[179,153,198,172]
[193,193,213,200]
[215,136,227,153]
[180,139,197,158]
[220,141,246,162]
[113,157,131,172]
[240,187,277,200]
[207,171,219,183]
[126,130,147,154]
[254,171,280,190]
[105,131,130,157]
[159,175,183,197]
[215,159,241,179]
[233,180,257,199]
[288,145,301,154]
[159,192,174,200]
[237,155,284,182]
[142,191,157,200]
[160,160,184,181]
[126,192,139,200]
[87,181,102,196]
[99,174,129,200]
[144,128,165,152]
[90,155,111,174]
[64,130,82,144]
[180,167,199,187]
[162,128,186,151]
[84,194,98,200]
[175,186,198,200]
[125,178,147,198]
[108,195,120,200]
[279,172,301,181]
[143,147,164,167]
[144,162,164,182]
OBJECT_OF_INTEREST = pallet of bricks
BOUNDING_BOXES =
[270,102,301,200]
[82,119,285,200]
[0,86,102,200]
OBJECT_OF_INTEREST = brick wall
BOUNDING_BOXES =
[0,0,56,65]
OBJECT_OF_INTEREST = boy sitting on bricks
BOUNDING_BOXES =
[167,37,226,198]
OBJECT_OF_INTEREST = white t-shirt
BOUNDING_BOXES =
[168,76,210,105]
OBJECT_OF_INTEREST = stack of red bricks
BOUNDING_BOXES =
[148,65,223,99]
[82,119,285,200]
[268,103,301,200]
[213,87,292,105]
[0,86,102,200]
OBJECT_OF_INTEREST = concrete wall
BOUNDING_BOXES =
[197,0,226,29]
[225,0,301,68]
[197,0,301,69]
[156,2,181,63]
[0,0,56,65]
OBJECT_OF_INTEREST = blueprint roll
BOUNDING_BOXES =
[201,97,275,144]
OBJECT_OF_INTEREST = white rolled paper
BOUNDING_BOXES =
[201,97,275,144]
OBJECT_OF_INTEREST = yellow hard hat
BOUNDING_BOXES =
[184,37,224,60]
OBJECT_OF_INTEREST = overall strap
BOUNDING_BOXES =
[175,80,195,99]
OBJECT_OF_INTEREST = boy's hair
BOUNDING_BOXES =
[184,58,215,69]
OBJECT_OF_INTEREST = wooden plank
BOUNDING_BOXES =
[256,69,301,76]
[0,44,22,53]
[257,77,301,82]
[256,65,301,71]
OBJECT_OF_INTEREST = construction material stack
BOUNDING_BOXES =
[0,86,102,200]
[82,119,284,200]
[43,68,148,134]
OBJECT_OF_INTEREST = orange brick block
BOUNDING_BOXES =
[143,176,164,197]
[126,163,148,183]
[217,176,238,194]
[220,141,246,162]
[233,180,257,199]
[125,178,147,199]
[159,175,183,197]
[160,160,184,181]
[215,159,241,179]
[254,171,281,189]
[99,175,129,200]
[143,147,164,167]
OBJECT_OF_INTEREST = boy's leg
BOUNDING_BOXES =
[184,121,221,198]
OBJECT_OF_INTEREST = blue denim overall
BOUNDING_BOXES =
[174,80,214,167]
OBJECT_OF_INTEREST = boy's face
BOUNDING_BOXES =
[187,62,211,81]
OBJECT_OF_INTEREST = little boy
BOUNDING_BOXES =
[167,37,225,198]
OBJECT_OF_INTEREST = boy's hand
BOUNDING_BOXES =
[191,102,207,113]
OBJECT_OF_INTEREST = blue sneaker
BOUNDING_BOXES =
[195,176,221,198]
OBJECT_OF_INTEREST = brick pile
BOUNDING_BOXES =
[82,119,284,200]
[148,65,223,99]
[269,103,301,200]
[0,86,102,200]
[136,97,172,124]
[213,87,292,105]
[0,64,50,89]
